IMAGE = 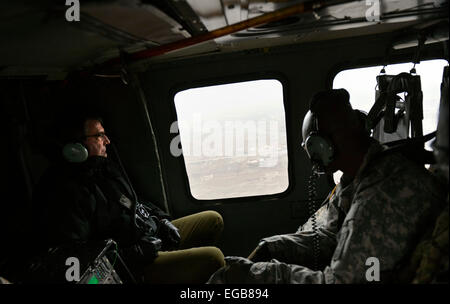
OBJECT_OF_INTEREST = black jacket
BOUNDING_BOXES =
[31,156,168,269]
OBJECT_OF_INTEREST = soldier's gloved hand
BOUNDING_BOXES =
[159,219,181,251]
[208,256,253,284]
[248,241,271,262]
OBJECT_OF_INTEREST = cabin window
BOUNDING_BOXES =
[332,59,448,183]
[173,79,289,200]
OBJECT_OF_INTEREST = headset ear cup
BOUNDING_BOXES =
[304,133,335,167]
[62,143,88,163]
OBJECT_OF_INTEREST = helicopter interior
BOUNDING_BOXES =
[0,0,448,284]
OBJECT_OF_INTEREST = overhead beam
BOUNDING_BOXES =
[103,0,357,68]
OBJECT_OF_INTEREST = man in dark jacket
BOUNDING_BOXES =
[32,115,225,284]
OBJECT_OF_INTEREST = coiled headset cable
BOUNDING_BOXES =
[307,164,322,271]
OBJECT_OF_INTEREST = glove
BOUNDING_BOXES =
[224,256,253,265]
[158,219,181,251]
[138,235,162,260]
[248,241,271,262]
[207,256,253,284]
[119,236,161,277]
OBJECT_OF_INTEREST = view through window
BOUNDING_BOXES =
[332,59,448,183]
[173,79,289,200]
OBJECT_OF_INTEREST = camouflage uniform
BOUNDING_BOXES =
[207,141,446,283]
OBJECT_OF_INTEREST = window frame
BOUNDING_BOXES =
[168,72,295,204]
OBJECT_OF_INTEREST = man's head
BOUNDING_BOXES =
[302,89,370,175]
[62,114,111,160]
[83,118,111,157]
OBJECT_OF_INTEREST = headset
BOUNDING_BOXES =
[62,142,89,163]
[301,110,335,174]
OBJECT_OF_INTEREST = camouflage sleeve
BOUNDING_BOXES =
[207,256,326,284]
[257,228,337,268]
[208,199,342,284]
[324,171,442,283]
[258,196,342,267]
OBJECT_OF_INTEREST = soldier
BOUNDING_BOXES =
[207,89,446,283]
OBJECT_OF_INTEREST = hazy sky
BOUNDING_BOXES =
[174,79,285,121]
